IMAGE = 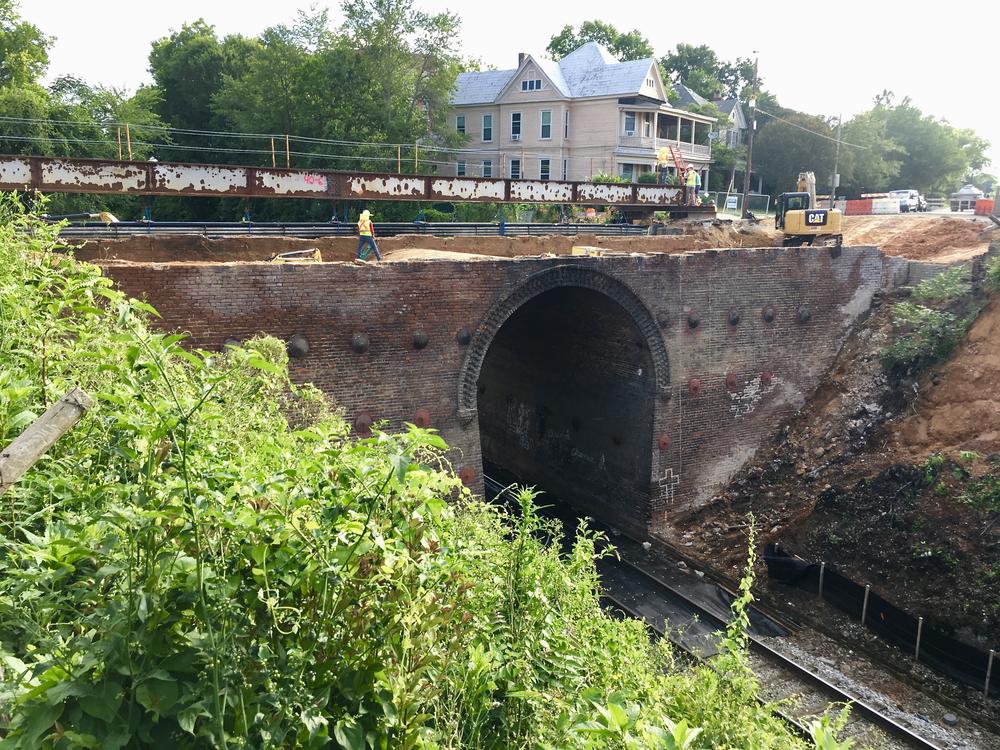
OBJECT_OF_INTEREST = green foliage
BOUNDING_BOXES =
[807,711,854,750]
[0,199,822,749]
[592,172,628,184]
[960,474,1000,514]
[840,94,993,196]
[984,254,1000,293]
[0,0,50,88]
[545,21,653,62]
[753,112,838,196]
[659,44,755,100]
[636,173,659,184]
[923,453,945,483]
[881,302,968,373]
[911,266,972,304]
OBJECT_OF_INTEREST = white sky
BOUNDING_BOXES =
[21,0,1000,172]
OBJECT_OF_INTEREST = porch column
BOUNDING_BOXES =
[690,120,696,145]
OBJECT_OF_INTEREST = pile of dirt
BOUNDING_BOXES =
[842,215,992,261]
[72,223,780,264]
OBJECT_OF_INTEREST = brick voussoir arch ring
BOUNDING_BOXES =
[457,264,671,426]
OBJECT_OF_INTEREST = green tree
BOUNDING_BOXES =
[545,20,654,61]
[660,43,756,100]
[340,0,462,143]
[752,111,837,195]
[0,0,49,88]
[148,20,230,132]
[840,104,901,194]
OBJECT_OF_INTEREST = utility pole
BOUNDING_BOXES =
[741,53,759,219]
[830,115,842,208]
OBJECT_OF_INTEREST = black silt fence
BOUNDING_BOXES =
[765,544,997,697]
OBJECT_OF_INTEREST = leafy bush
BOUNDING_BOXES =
[911,266,971,304]
[636,173,659,184]
[0,195,822,748]
[881,302,968,372]
[984,253,1000,293]
[591,172,628,184]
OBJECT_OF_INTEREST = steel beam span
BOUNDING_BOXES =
[0,154,687,207]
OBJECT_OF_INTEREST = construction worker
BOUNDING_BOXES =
[356,209,382,262]
[685,166,698,206]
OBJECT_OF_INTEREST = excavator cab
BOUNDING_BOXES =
[774,192,811,230]
[776,191,843,248]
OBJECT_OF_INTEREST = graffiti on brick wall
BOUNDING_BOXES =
[657,467,681,504]
[729,373,780,419]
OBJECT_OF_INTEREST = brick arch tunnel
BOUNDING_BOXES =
[458,266,670,530]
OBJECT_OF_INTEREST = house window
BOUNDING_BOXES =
[511,112,521,140]
[482,160,492,178]
[646,77,655,88]
[510,159,521,179]
[643,113,652,138]
[621,163,634,181]
[457,160,466,176]
[562,159,568,181]
[564,110,569,139]
[482,114,493,142]
[540,110,552,139]
[624,111,636,136]
[540,158,551,180]
[521,79,542,91]
[456,114,465,134]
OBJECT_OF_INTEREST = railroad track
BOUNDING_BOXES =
[483,474,942,750]
[601,555,941,750]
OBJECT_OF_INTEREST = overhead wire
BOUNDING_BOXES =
[755,108,867,150]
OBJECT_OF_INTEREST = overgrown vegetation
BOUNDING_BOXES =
[0,198,834,747]
[882,266,982,374]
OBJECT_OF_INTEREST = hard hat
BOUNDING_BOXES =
[360,209,371,218]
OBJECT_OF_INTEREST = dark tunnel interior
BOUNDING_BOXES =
[477,286,656,529]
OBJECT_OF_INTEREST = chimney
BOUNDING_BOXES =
[518,52,526,67]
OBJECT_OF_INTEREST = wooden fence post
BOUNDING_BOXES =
[0,388,94,496]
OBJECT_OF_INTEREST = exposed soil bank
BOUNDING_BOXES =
[676,277,1000,647]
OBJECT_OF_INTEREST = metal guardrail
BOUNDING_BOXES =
[53,221,651,240]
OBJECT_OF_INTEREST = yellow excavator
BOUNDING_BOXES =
[774,172,843,248]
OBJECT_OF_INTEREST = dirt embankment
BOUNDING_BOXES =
[678,271,1000,644]
[891,297,1000,462]
[72,224,779,264]
[842,215,992,261]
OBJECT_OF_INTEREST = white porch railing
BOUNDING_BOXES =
[617,136,711,159]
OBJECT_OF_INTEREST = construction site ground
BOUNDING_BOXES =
[72,213,993,265]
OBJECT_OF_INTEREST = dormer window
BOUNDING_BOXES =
[521,79,543,91]
[646,77,655,88]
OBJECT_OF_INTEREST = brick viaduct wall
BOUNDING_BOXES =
[102,245,884,539]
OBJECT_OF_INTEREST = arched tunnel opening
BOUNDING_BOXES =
[477,286,656,532]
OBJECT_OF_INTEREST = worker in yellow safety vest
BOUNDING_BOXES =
[356,209,382,262]
[685,166,698,205]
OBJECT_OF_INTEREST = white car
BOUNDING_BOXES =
[888,189,925,213]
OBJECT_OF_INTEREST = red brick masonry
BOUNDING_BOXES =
[103,245,884,537]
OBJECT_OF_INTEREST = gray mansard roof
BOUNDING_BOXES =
[453,42,658,104]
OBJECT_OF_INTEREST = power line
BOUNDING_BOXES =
[756,108,868,150]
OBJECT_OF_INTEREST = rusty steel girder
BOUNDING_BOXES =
[0,154,687,207]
